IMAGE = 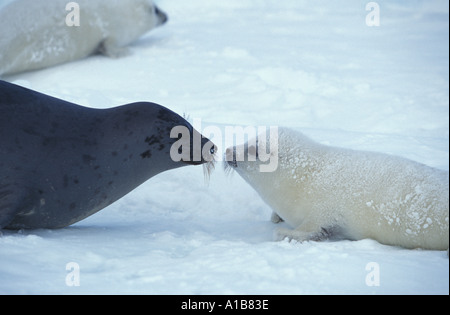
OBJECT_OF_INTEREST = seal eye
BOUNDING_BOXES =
[210,146,215,155]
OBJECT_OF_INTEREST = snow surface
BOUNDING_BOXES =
[0,0,449,294]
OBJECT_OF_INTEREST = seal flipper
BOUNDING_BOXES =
[271,212,284,223]
[274,219,336,242]
[97,39,130,58]
[274,222,349,243]
[274,227,330,242]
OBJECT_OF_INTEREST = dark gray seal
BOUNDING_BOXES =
[0,80,215,229]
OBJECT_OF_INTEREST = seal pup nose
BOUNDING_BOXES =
[224,146,238,170]
[225,147,234,162]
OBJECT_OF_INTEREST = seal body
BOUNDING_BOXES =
[226,127,449,251]
[0,0,168,76]
[0,80,215,229]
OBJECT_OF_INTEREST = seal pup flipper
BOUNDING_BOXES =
[271,212,284,223]
[274,227,329,242]
[97,39,131,58]
[274,220,333,242]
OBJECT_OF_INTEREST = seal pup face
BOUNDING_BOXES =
[139,0,168,28]
[224,127,318,230]
[225,127,280,176]
[224,127,283,201]
[120,1,168,40]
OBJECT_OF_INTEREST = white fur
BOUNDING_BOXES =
[228,127,449,251]
[0,0,167,76]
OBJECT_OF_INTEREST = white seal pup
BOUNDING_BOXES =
[0,0,168,76]
[225,127,449,251]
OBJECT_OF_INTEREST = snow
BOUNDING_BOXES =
[0,0,449,295]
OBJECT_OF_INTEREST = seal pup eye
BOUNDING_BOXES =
[210,146,216,155]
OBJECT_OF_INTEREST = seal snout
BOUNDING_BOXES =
[154,6,168,25]
[181,134,216,166]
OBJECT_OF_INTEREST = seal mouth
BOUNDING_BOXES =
[181,140,217,180]
[180,139,217,164]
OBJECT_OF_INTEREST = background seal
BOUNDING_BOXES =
[0,0,168,76]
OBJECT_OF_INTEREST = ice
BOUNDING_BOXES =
[0,0,448,294]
